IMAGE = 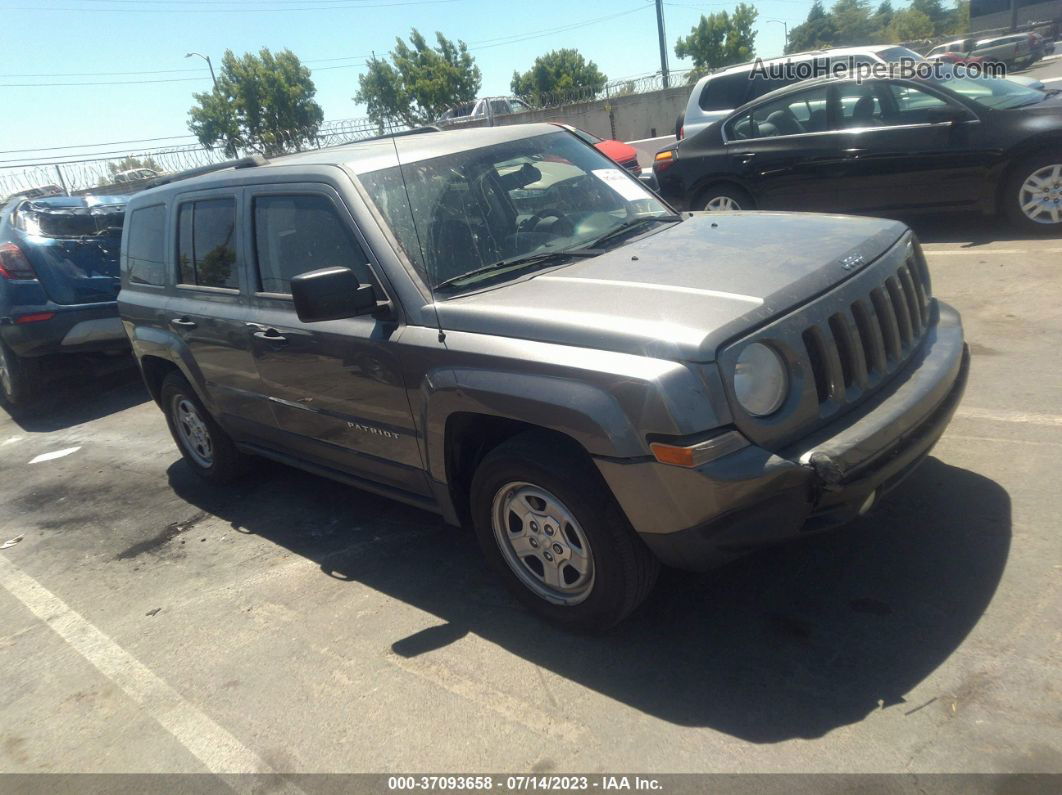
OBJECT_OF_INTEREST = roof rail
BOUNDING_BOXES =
[355,126,441,144]
[143,154,267,189]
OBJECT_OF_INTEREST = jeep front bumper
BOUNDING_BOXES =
[595,302,969,571]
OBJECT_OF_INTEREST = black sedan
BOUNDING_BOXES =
[653,73,1062,231]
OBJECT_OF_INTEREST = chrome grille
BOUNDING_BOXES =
[803,248,931,408]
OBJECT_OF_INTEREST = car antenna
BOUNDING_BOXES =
[380,69,445,343]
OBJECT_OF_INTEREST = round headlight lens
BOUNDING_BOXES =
[733,343,788,417]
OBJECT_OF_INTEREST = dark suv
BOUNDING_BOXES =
[119,125,968,629]
[1,195,128,407]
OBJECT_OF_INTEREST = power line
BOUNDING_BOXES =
[0,134,199,155]
[0,4,652,86]
[9,0,462,11]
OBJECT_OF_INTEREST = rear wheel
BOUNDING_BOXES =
[0,340,38,409]
[694,184,754,212]
[470,433,659,630]
[1005,156,1062,232]
[160,372,248,483]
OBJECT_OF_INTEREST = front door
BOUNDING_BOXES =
[828,80,988,213]
[243,185,429,498]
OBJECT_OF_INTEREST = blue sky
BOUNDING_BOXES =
[2,0,805,161]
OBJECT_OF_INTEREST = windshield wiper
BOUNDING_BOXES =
[580,214,682,250]
[434,248,599,291]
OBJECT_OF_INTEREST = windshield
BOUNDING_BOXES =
[359,131,670,291]
[930,73,1048,109]
[877,46,924,63]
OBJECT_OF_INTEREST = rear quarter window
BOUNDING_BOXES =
[699,72,751,111]
[125,204,167,287]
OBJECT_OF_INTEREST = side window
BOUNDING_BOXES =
[253,194,373,295]
[699,72,750,111]
[835,83,885,128]
[888,84,953,122]
[126,204,166,286]
[177,198,238,289]
[745,86,829,139]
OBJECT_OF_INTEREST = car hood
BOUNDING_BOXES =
[435,212,908,362]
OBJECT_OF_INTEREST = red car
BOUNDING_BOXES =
[550,123,641,175]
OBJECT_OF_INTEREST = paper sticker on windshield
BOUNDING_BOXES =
[591,169,646,201]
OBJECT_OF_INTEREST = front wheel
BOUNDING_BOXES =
[0,339,38,409]
[1005,156,1062,232]
[470,433,659,630]
[694,185,753,212]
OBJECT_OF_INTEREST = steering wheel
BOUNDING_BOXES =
[518,209,575,237]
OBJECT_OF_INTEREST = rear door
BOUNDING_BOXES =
[723,84,848,211]
[167,190,274,430]
[243,184,428,497]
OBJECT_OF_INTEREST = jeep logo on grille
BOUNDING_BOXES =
[841,254,865,271]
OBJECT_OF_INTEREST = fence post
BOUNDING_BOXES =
[54,164,69,195]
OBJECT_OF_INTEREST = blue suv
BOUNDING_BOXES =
[0,195,129,408]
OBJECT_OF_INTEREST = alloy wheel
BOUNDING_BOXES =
[491,481,595,606]
[173,395,214,468]
[704,195,741,211]
[1019,164,1062,225]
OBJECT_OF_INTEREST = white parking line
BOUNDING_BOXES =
[0,553,274,775]
[924,248,1062,255]
[1042,76,1062,83]
[955,407,1062,427]
[28,446,81,464]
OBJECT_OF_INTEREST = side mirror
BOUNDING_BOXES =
[291,266,379,323]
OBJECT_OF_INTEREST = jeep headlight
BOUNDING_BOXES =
[733,343,788,417]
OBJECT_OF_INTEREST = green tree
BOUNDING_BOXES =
[510,49,606,104]
[786,1,837,53]
[188,48,323,157]
[949,0,970,34]
[871,0,895,39]
[674,3,759,74]
[888,7,935,40]
[830,0,874,46]
[355,29,481,128]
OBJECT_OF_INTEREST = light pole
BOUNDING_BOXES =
[185,52,217,87]
[766,19,789,52]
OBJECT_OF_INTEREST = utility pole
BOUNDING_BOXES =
[655,0,670,89]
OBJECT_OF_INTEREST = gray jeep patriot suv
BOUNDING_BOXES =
[119,124,969,629]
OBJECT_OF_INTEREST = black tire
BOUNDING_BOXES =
[160,372,248,483]
[470,432,659,631]
[0,339,38,410]
[1003,153,1062,233]
[674,114,684,140]
[692,184,754,212]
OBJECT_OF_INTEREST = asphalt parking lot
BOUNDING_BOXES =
[1,210,1060,775]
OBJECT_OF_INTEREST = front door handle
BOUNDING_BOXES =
[253,328,287,343]
[171,317,197,329]
[843,148,868,159]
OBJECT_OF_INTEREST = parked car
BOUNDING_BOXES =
[929,33,1043,68]
[550,123,641,174]
[119,124,968,629]
[436,96,533,125]
[0,195,128,407]
[113,168,160,183]
[654,72,1062,231]
[677,45,926,140]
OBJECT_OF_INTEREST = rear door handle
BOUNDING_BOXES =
[843,148,868,159]
[733,151,757,164]
[170,317,197,329]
